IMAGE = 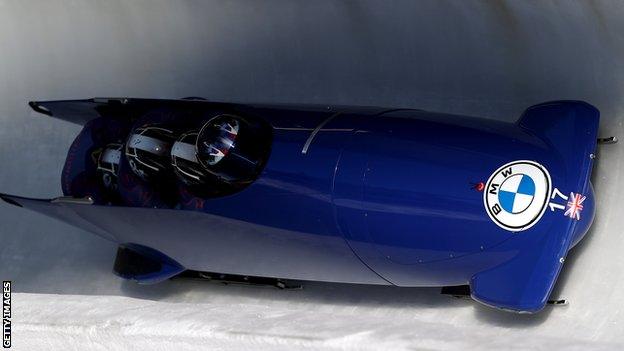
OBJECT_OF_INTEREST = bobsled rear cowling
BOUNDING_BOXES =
[1,98,599,313]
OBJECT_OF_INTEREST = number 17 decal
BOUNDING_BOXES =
[549,187,585,221]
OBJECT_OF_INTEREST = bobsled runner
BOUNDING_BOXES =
[1,97,603,313]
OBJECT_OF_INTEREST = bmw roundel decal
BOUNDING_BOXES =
[484,160,552,232]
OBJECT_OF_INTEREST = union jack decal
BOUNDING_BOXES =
[564,192,586,220]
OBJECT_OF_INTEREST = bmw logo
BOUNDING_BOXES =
[484,160,552,232]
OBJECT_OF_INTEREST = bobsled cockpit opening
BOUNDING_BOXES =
[59,103,272,210]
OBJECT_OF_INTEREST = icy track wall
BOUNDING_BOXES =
[0,1,623,350]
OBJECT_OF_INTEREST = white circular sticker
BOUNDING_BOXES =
[483,160,552,232]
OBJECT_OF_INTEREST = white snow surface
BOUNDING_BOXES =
[1,1,624,350]
[12,290,621,351]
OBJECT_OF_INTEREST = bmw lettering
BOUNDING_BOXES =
[484,160,552,232]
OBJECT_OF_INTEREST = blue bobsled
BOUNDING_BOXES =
[1,98,600,313]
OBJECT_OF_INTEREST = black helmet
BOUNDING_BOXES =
[96,143,123,191]
[197,116,240,167]
[196,114,270,185]
[171,131,214,188]
[125,124,177,183]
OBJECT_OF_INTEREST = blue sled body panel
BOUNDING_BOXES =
[1,98,599,313]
